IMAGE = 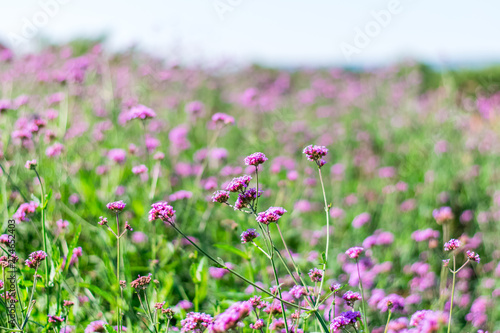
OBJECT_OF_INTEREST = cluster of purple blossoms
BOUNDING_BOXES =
[132,164,148,175]
[249,319,264,330]
[409,310,447,331]
[148,201,176,223]
[308,268,323,282]
[433,206,454,223]
[25,250,48,269]
[126,104,156,121]
[330,283,342,292]
[303,144,328,167]
[24,159,37,170]
[211,112,235,125]
[234,188,261,210]
[377,294,405,312]
[290,285,307,299]
[106,200,126,212]
[330,311,361,332]
[46,142,64,157]
[181,312,214,333]
[13,201,39,222]
[345,246,364,259]
[48,315,65,324]
[241,229,259,243]
[444,238,461,251]
[208,301,252,332]
[212,190,230,203]
[226,175,252,192]
[244,152,268,166]
[256,207,287,225]
[466,250,481,263]
[84,320,106,333]
[130,273,152,290]
[411,228,440,242]
[342,291,362,308]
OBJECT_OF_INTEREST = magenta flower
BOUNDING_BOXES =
[13,201,39,222]
[212,190,230,203]
[25,159,37,170]
[180,312,214,332]
[303,144,328,167]
[127,104,156,121]
[106,200,126,212]
[342,291,362,308]
[249,319,264,329]
[433,206,454,223]
[149,201,176,223]
[466,250,480,263]
[241,229,259,244]
[352,212,371,228]
[378,294,405,312]
[256,207,287,225]
[108,149,127,164]
[444,239,461,251]
[210,301,252,332]
[244,152,268,166]
[132,164,148,175]
[25,250,48,269]
[308,268,323,282]
[225,175,252,192]
[345,246,364,259]
[45,143,64,157]
[212,112,235,125]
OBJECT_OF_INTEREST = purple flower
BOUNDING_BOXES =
[25,250,48,269]
[180,312,214,333]
[212,190,230,203]
[433,206,453,223]
[234,188,261,210]
[303,145,328,161]
[210,301,252,332]
[256,207,287,225]
[342,291,362,307]
[352,212,371,228]
[308,268,323,282]
[244,152,268,166]
[466,250,480,263]
[226,175,252,192]
[25,159,37,170]
[249,319,264,330]
[444,239,461,251]
[45,143,64,157]
[212,112,235,125]
[330,311,361,332]
[132,165,148,175]
[127,104,156,120]
[378,294,405,312]
[149,202,176,223]
[345,246,364,259]
[241,229,259,243]
[108,148,126,164]
[290,285,307,299]
[106,200,126,212]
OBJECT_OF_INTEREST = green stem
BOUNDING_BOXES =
[34,169,49,323]
[383,310,392,333]
[447,256,456,333]
[116,213,121,333]
[315,167,330,306]
[356,259,369,333]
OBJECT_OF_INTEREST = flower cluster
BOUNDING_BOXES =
[212,190,230,203]
[244,152,268,166]
[180,312,214,333]
[330,311,361,332]
[13,201,39,222]
[209,301,252,332]
[345,246,364,259]
[25,250,48,269]
[127,104,156,120]
[303,145,328,167]
[444,239,461,251]
[106,200,126,212]
[342,291,362,308]
[466,250,481,263]
[256,207,286,225]
[240,229,259,244]
[149,201,176,223]
[226,175,252,192]
[308,268,323,282]
[130,273,152,290]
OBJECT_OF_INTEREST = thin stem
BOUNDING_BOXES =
[21,269,38,329]
[315,167,330,307]
[116,213,122,333]
[383,310,392,333]
[34,168,49,322]
[255,167,260,211]
[251,242,271,259]
[356,259,369,333]
[447,255,456,333]
[144,291,158,333]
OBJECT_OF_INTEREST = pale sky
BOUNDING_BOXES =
[0,0,498,67]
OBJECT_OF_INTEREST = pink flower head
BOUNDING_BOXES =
[241,229,259,243]
[433,206,453,223]
[210,301,252,332]
[352,212,371,228]
[342,291,362,308]
[149,201,176,223]
[466,250,480,263]
[45,143,64,157]
[181,312,214,332]
[25,159,37,170]
[132,165,148,175]
[108,149,126,164]
[13,201,39,222]
[444,239,461,251]
[303,145,328,167]
[212,112,235,125]
[185,101,205,117]
[106,200,126,212]
[256,207,287,225]
[127,104,156,121]
[244,152,268,166]
[308,268,323,282]
[226,175,252,192]
[25,250,48,269]
[345,246,364,259]
[212,190,230,203]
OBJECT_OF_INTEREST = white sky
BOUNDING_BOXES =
[0,0,498,67]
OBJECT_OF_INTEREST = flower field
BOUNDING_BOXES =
[0,44,498,332]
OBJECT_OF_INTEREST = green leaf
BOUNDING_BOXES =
[64,224,82,276]
[78,282,116,306]
[104,324,118,333]
[214,243,250,260]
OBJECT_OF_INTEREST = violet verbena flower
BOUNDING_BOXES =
[249,319,264,330]
[378,294,405,312]
[25,250,48,269]
[132,164,148,175]
[234,188,261,210]
[342,291,362,308]
[48,315,65,324]
[212,112,235,125]
[241,229,259,243]
[127,104,156,121]
[209,301,252,332]
[329,283,342,292]
[345,246,364,259]
[226,175,252,192]
[466,250,481,263]
[106,200,126,212]
[290,285,307,299]
[330,311,361,332]
[212,190,230,203]
[303,144,328,167]
[433,206,454,223]
[244,152,268,166]
[148,201,176,223]
[256,207,287,225]
[444,239,461,251]
[308,268,323,282]
[181,312,214,333]
[25,159,37,170]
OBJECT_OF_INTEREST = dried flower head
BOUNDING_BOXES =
[130,273,152,290]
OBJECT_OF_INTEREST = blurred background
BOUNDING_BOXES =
[1,0,500,68]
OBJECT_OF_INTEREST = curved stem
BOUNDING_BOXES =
[116,213,121,333]
[383,310,392,333]
[34,169,49,322]
[315,167,330,306]
[447,255,456,333]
